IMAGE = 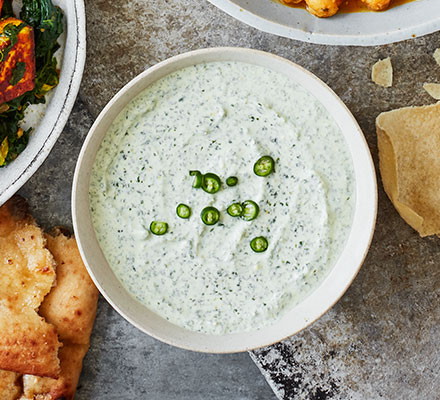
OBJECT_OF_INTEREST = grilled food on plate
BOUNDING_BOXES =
[0,0,63,167]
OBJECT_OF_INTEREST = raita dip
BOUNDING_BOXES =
[89,61,355,335]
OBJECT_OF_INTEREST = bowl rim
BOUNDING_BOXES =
[72,47,377,353]
[207,0,440,46]
[0,0,86,206]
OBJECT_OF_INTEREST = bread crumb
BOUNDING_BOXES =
[372,58,393,88]
[433,49,440,66]
[423,83,440,100]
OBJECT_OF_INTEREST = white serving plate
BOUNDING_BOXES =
[208,0,440,46]
[73,47,377,353]
[0,0,86,205]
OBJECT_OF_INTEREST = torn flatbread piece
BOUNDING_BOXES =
[0,196,61,378]
[21,344,89,400]
[372,57,393,88]
[434,48,440,67]
[0,370,21,400]
[21,229,99,400]
[376,102,440,237]
[40,229,99,345]
[423,83,440,100]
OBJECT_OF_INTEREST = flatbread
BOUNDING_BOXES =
[423,83,440,100]
[372,58,393,88]
[0,370,21,400]
[40,229,99,345]
[0,196,61,378]
[434,48,440,67]
[21,344,89,400]
[376,102,440,237]
[20,229,99,400]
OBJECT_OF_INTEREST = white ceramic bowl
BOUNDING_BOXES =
[73,48,377,353]
[208,0,440,46]
[0,0,86,205]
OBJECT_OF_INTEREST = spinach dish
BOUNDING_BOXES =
[0,0,63,167]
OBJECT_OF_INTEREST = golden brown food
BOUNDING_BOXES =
[304,0,343,17]
[0,198,99,399]
[0,370,21,400]
[0,18,36,104]
[40,229,99,346]
[360,0,391,10]
[377,103,440,237]
[21,228,99,400]
[282,0,393,17]
[371,57,393,87]
[0,196,61,379]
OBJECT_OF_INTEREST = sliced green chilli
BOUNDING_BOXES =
[150,221,168,235]
[226,176,238,187]
[254,155,275,177]
[241,200,260,221]
[176,203,191,219]
[200,206,220,225]
[202,173,221,194]
[189,170,203,188]
[227,203,243,217]
[250,236,268,253]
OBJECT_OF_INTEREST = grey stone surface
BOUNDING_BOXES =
[17,0,440,398]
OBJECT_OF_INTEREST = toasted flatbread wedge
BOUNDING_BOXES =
[0,370,21,400]
[377,103,440,237]
[0,196,61,378]
[21,229,99,400]
[40,229,99,345]
[0,17,36,104]
[21,344,89,400]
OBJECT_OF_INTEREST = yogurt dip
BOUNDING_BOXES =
[89,61,355,335]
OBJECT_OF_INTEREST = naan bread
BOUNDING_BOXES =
[377,103,440,237]
[0,197,61,378]
[0,370,21,400]
[21,344,89,400]
[20,229,99,400]
[40,229,99,345]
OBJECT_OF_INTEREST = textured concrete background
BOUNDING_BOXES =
[18,0,440,398]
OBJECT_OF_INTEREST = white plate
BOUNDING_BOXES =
[73,48,377,353]
[0,0,86,205]
[208,0,440,46]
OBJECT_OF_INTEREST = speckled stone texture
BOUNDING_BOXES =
[18,0,440,398]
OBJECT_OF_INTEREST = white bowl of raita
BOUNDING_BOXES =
[73,47,377,353]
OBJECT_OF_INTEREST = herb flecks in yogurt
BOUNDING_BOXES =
[89,61,355,335]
